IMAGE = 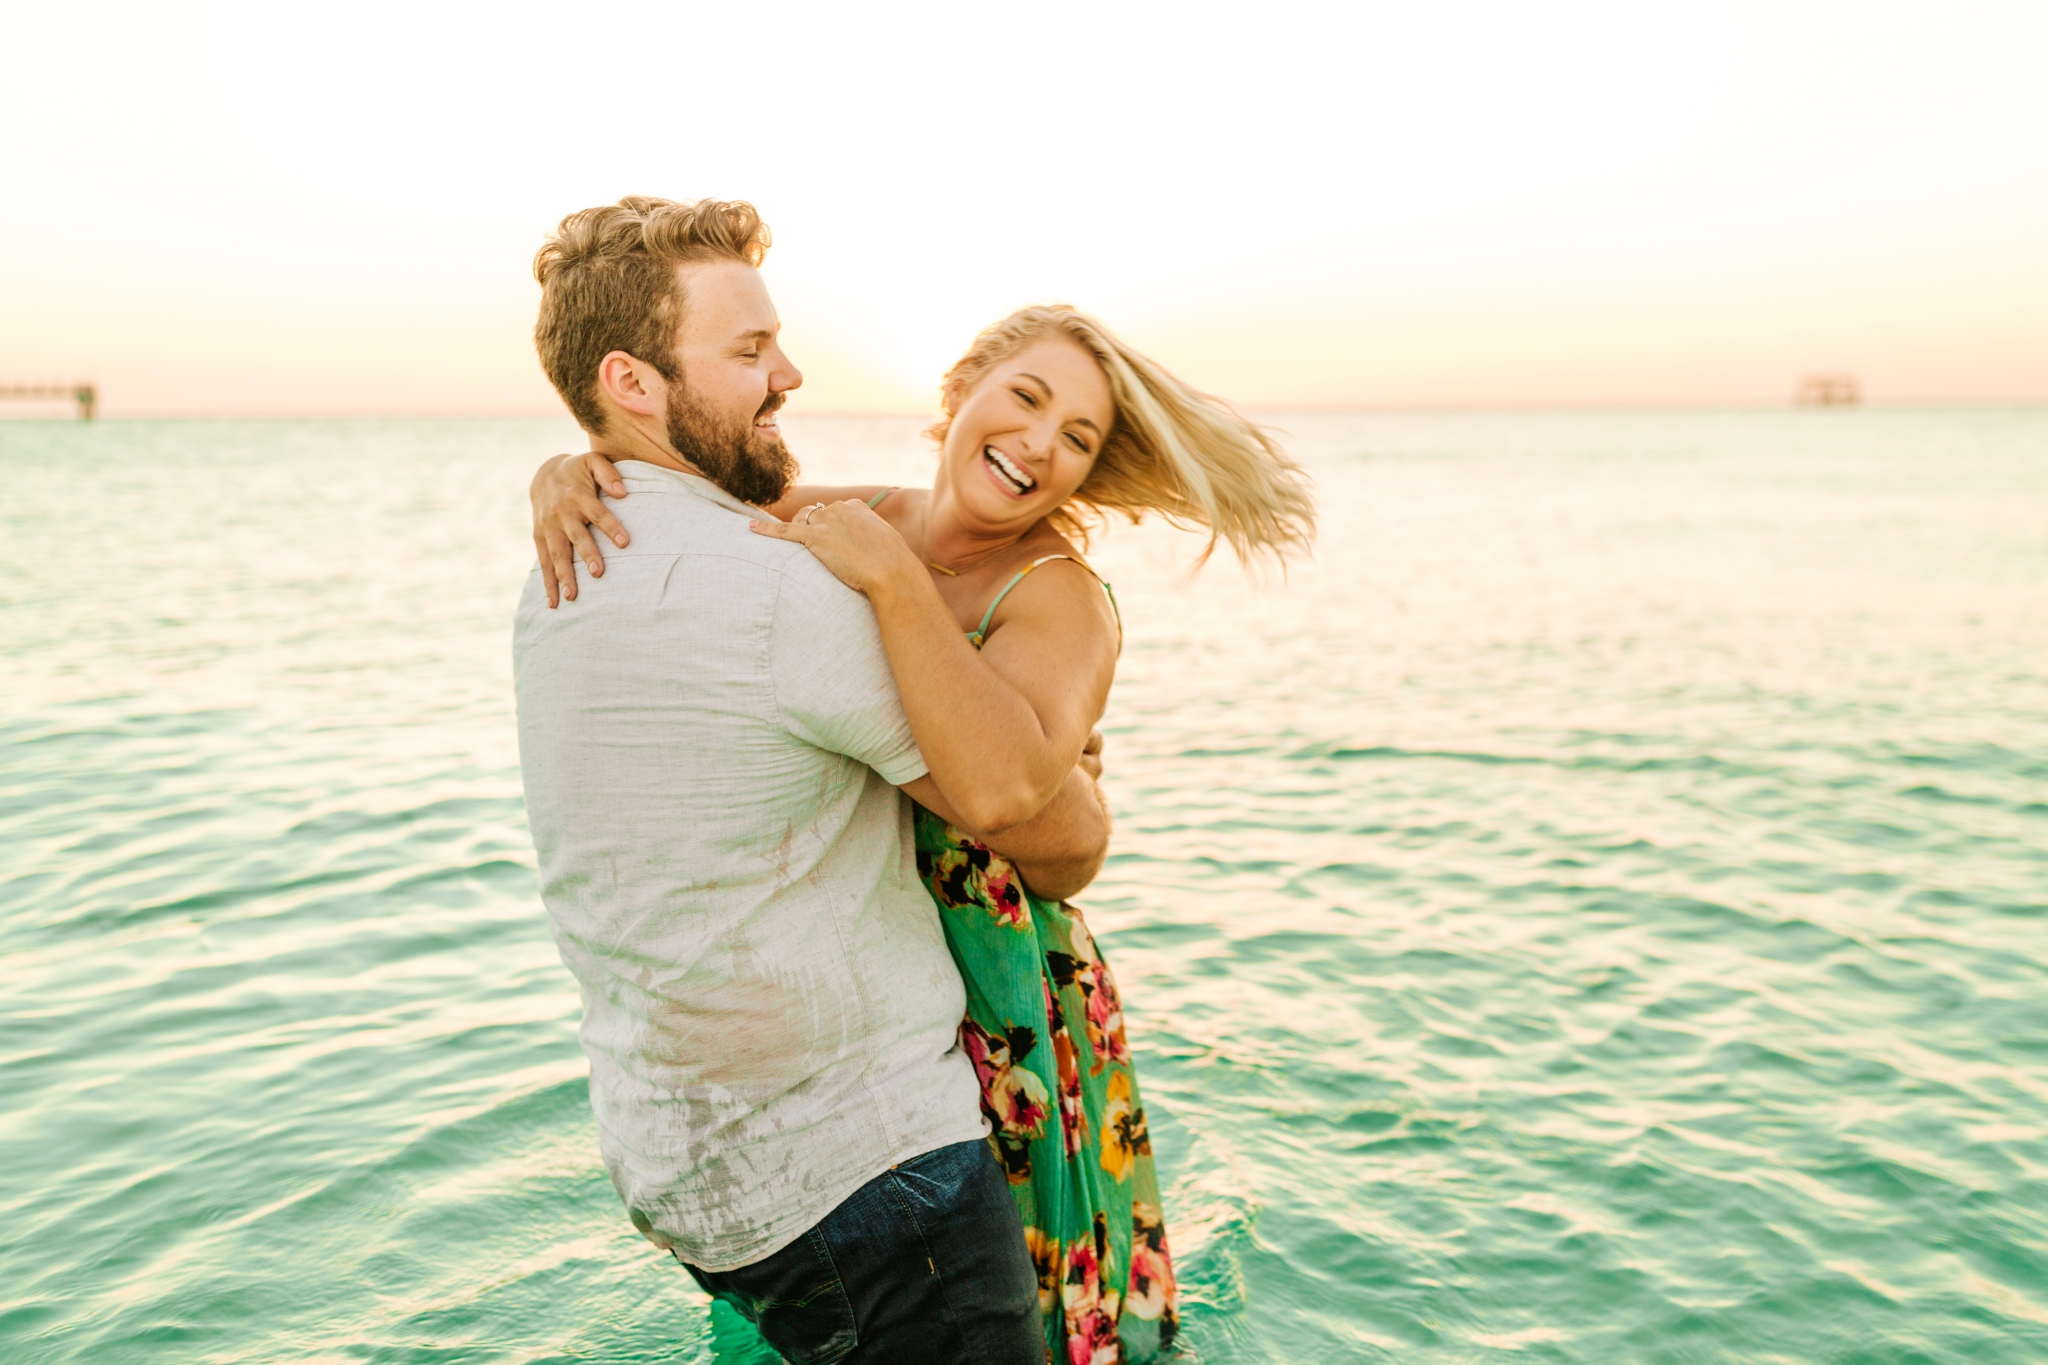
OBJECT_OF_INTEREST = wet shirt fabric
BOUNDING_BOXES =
[513,461,985,1273]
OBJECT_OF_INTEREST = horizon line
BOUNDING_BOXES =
[4,399,2048,423]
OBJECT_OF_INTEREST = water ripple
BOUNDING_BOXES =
[4,412,2047,1362]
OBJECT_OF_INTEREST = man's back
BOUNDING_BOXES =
[513,461,982,1272]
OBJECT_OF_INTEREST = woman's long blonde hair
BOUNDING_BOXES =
[927,305,1316,566]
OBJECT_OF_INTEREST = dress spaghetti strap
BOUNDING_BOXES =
[967,554,1122,650]
[865,486,898,510]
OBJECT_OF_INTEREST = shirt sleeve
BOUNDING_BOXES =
[768,556,929,786]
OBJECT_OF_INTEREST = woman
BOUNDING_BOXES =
[532,305,1315,1363]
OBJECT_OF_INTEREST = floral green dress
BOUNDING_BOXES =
[913,553,1178,1365]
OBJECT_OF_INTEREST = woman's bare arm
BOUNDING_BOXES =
[903,735,1110,901]
[527,449,1112,894]
[751,500,1119,836]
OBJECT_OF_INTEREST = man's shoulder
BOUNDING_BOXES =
[764,539,875,625]
[605,488,810,576]
[610,483,867,614]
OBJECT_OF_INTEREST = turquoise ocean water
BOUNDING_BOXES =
[3,410,2045,1363]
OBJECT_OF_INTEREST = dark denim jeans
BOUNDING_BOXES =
[680,1138,1043,1364]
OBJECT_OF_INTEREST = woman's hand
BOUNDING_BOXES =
[748,499,925,597]
[758,499,1105,836]
[532,452,629,608]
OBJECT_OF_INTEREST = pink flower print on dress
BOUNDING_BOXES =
[960,1018,1049,1185]
[1052,916,1130,1075]
[1127,1200,1178,1327]
[981,860,1026,928]
[1062,1213,1123,1365]
[921,833,1030,929]
[1051,997,1087,1157]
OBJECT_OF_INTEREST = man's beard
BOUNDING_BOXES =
[664,382,797,508]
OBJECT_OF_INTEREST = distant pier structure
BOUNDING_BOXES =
[2,382,98,420]
[1795,373,1861,407]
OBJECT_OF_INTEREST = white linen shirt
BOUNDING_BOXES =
[513,461,985,1272]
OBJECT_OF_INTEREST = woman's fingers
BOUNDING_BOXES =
[570,520,608,578]
[530,450,635,608]
[747,517,811,542]
[536,532,563,609]
[545,524,582,603]
[592,503,629,549]
[582,450,628,503]
[748,501,909,594]
[747,498,864,540]
[557,486,618,570]
[796,499,874,527]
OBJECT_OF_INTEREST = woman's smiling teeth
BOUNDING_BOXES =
[983,445,1036,496]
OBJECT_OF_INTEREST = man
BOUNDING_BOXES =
[513,196,1110,1363]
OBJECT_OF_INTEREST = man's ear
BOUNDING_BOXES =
[596,350,664,419]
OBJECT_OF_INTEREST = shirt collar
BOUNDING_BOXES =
[610,460,767,518]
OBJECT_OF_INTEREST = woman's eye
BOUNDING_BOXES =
[1066,433,1089,452]
[1014,389,1037,407]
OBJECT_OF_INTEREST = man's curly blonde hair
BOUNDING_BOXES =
[533,196,771,433]
[928,305,1316,565]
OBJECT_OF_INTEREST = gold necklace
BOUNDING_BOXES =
[918,506,1013,577]
[917,507,962,575]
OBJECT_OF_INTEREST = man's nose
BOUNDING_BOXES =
[771,349,802,394]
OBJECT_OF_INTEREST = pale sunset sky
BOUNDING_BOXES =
[3,1,2043,416]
